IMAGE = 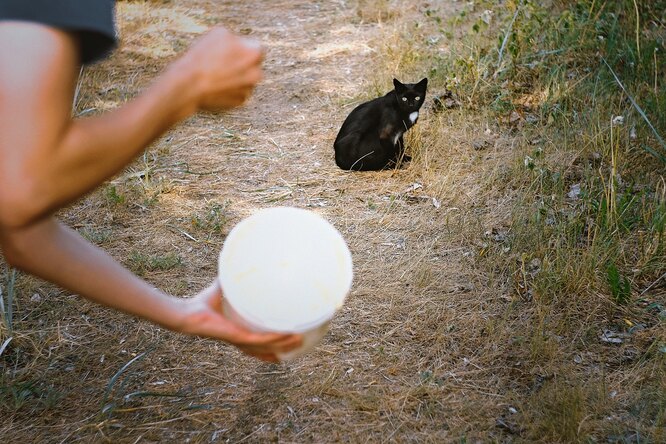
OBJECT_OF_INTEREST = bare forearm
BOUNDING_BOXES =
[0,218,302,358]
[0,218,186,330]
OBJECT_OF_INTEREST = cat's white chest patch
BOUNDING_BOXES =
[409,111,419,124]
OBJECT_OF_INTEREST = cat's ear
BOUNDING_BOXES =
[393,78,405,91]
[416,78,428,91]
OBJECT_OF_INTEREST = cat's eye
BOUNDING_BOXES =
[415,96,421,101]
[402,97,408,102]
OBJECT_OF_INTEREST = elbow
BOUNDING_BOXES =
[0,211,54,272]
[0,218,29,269]
[0,230,25,269]
[0,223,42,271]
[0,173,45,229]
[0,193,44,270]
[0,173,53,269]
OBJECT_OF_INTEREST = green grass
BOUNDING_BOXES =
[104,185,125,206]
[128,251,182,276]
[190,200,230,236]
[524,379,607,442]
[447,0,666,304]
[390,0,666,440]
[79,226,113,245]
[0,377,64,413]
[0,269,16,337]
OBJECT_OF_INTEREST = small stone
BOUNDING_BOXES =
[600,330,624,344]
[525,113,539,124]
[568,183,581,200]
[481,10,494,24]
[405,182,423,192]
[509,111,522,124]
[472,140,488,150]
[528,258,542,272]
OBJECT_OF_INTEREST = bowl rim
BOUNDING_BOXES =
[218,206,353,333]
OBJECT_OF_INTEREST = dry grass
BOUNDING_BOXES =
[1,0,664,443]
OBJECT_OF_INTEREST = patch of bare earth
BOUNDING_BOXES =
[2,1,541,442]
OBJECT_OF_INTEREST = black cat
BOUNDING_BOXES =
[334,78,428,171]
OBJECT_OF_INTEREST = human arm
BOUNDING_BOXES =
[0,21,302,360]
[0,22,262,228]
[0,217,300,361]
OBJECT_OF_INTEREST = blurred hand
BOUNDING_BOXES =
[178,281,302,362]
[175,27,264,112]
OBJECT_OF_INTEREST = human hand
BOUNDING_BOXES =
[173,27,264,112]
[177,281,302,362]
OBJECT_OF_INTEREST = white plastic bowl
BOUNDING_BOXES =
[218,207,353,360]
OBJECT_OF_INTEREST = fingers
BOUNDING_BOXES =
[236,38,264,69]
[185,27,264,112]
[195,27,263,81]
[274,334,303,352]
[226,329,303,352]
[218,320,303,355]
[189,298,304,352]
[200,85,257,111]
[215,49,262,85]
[188,280,304,359]
[227,329,290,346]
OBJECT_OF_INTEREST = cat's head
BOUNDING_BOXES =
[393,78,428,112]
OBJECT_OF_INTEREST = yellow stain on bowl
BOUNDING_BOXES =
[232,266,258,283]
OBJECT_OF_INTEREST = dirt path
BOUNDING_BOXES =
[2,1,513,442]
